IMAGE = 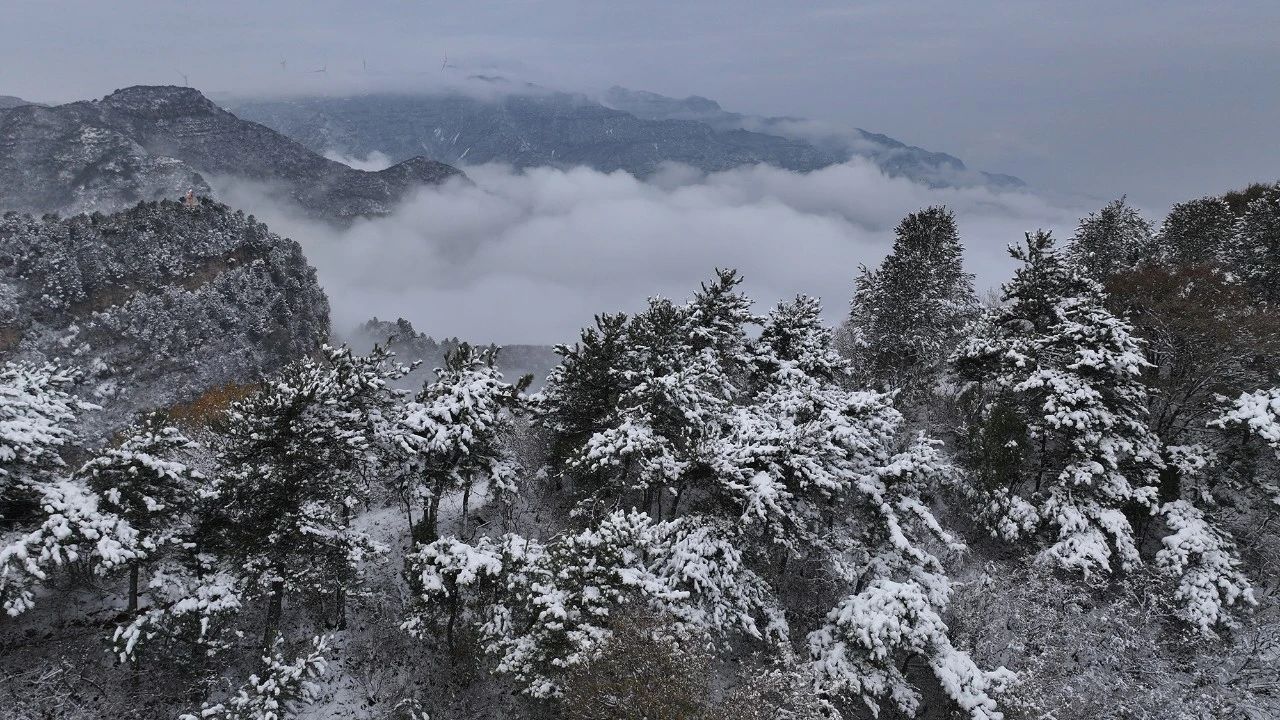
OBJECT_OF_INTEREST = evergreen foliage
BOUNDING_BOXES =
[78,418,201,613]
[1226,183,1280,303]
[521,274,1011,718]
[1066,197,1154,281]
[953,232,1162,576]
[0,362,139,617]
[1158,195,1235,266]
[847,206,977,395]
[178,637,330,720]
[392,343,529,542]
[199,345,403,651]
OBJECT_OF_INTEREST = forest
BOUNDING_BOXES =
[3,183,1280,720]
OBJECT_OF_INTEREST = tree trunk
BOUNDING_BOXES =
[404,495,415,541]
[336,504,350,630]
[1034,434,1048,492]
[127,563,139,613]
[446,590,459,660]
[424,496,439,542]
[460,480,472,536]
[260,580,285,662]
[1157,447,1182,506]
[423,478,445,543]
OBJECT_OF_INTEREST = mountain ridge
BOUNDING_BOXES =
[600,85,1024,188]
[0,86,464,221]
[228,83,1023,188]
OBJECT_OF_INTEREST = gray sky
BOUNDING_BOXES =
[3,1,1277,211]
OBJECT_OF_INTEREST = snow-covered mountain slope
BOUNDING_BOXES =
[0,86,464,222]
[0,197,329,441]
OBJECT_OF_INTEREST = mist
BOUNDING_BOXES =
[216,158,1079,346]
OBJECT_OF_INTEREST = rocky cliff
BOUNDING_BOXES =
[0,198,329,439]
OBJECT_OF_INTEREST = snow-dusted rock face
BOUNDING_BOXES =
[0,103,210,217]
[0,198,329,440]
[0,86,464,222]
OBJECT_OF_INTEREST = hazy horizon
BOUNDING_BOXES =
[3,1,1278,211]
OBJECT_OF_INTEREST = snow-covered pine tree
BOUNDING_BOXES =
[1215,386,1280,451]
[534,312,629,474]
[847,206,977,397]
[1153,498,1255,634]
[200,346,397,653]
[403,509,784,699]
[525,284,1012,719]
[719,296,1013,718]
[393,343,528,543]
[111,559,243,664]
[1225,183,1280,304]
[1066,197,1155,282]
[559,273,752,517]
[179,636,329,720]
[78,418,202,613]
[685,268,759,383]
[1158,195,1236,267]
[753,294,850,386]
[0,361,139,617]
[0,361,81,494]
[952,231,1162,576]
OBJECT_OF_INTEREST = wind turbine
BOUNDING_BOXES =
[441,55,448,71]
[310,64,327,76]
[280,58,288,72]
[176,70,189,87]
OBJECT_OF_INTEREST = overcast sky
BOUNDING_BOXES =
[3,1,1277,211]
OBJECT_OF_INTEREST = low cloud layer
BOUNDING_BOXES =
[321,149,394,171]
[219,159,1080,346]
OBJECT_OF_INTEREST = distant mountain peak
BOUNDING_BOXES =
[0,86,465,221]
[99,85,220,114]
[603,86,723,115]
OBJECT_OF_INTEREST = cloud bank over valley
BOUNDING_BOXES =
[219,158,1080,345]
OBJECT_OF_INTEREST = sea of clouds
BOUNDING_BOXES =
[218,158,1082,346]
